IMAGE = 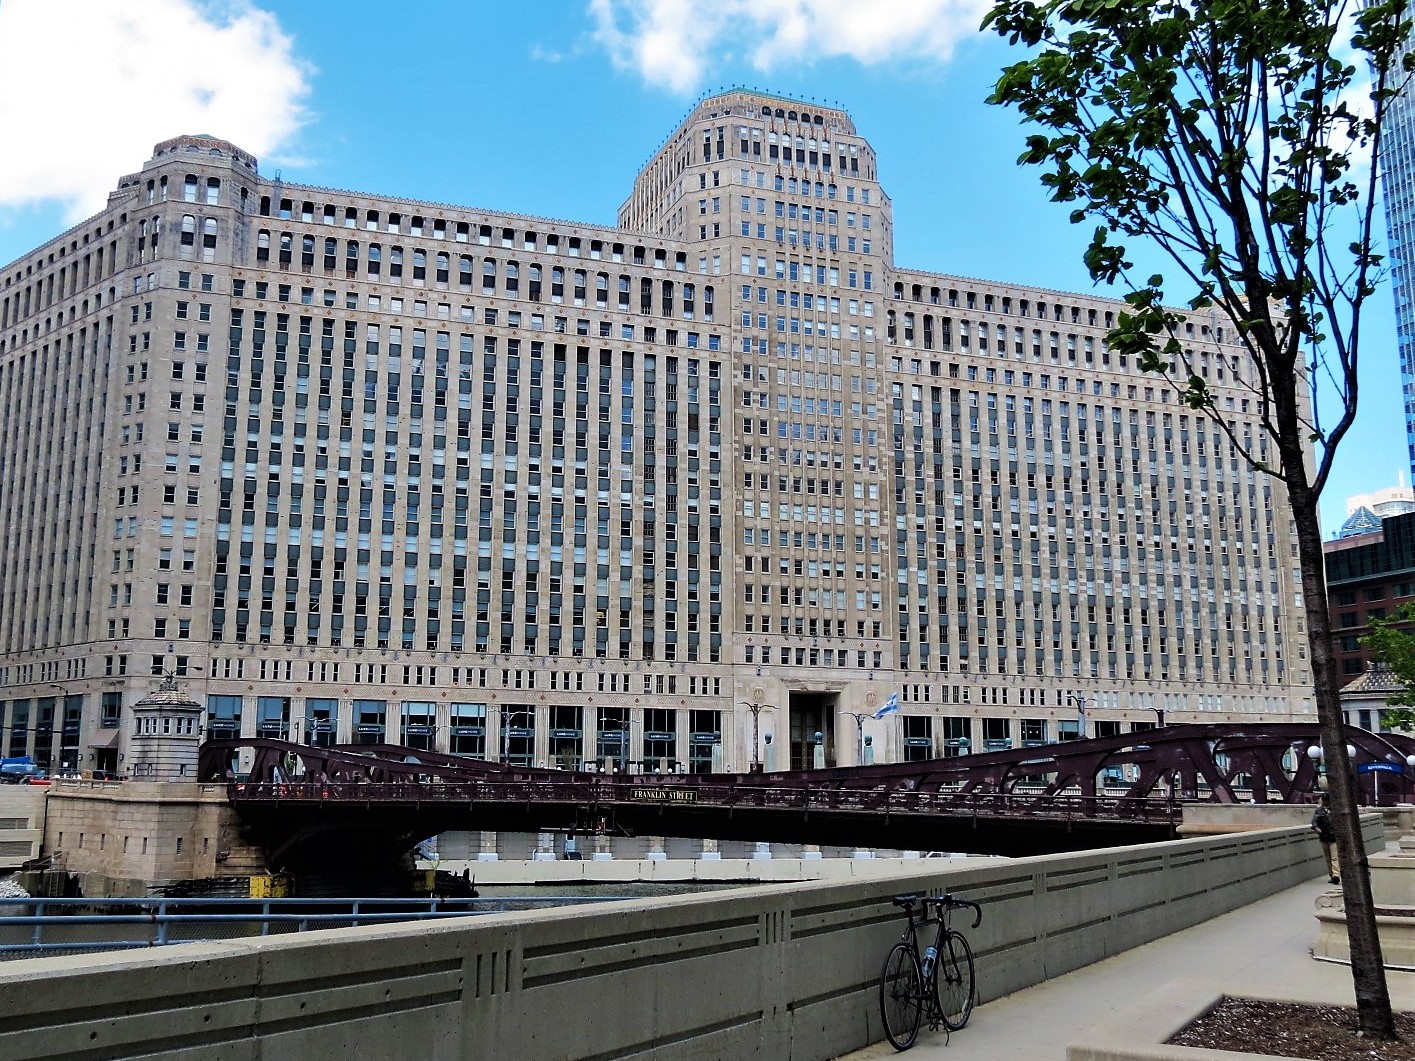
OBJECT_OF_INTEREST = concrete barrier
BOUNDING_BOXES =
[436,853,991,885]
[1177,802,1322,835]
[0,825,1344,1061]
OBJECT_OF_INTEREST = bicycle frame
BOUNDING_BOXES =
[880,893,981,1051]
[907,905,948,992]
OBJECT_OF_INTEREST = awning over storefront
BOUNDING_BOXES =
[86,729,119,749]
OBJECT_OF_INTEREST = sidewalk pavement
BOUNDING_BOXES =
[834,876,1415,1061]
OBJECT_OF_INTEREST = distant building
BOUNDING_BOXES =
[1325,509,1415,684]
[1339,484,1415,539]
[1337,484,1415,539]
[1338,660,1405,732]
[1339,506,1384,538]
[1380,21,1415,475]
[0,92,1315,776]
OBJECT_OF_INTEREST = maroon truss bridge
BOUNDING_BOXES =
[198,723,1413,873]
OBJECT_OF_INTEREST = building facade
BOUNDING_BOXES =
[1325,507,1415,690]
[1337,483,1415,539]
[0,92,1313,777]
[1381,31,1415,478]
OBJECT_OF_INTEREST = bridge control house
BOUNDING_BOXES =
[0,92,1314,779]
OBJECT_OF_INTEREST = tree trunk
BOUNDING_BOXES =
[1290,478,1394,1037]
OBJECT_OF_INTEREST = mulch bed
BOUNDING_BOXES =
[1168,997,1415,1060]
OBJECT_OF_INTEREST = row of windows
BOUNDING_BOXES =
[139,174,221,206]
[255,199,689,270]
[252,235,719,319]
[1,233,121,329]
[889,280,1226,345]
[692,119,865,176]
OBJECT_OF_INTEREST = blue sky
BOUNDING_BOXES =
[0,0,1403,536]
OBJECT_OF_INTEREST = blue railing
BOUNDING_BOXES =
[0,894,625,958]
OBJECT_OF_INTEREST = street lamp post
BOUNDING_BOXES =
[48,684,71,772]
[1307,743,1325,790]
[738,701,766,772]
[1067,693,1091,740]
[1307,742,1358,793]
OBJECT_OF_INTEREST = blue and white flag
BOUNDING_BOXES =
[872,692,900,720]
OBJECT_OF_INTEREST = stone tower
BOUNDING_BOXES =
[129,676,204,781]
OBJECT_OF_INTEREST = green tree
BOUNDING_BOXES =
[1361,602,1415,728]
[983,0,1411,1037]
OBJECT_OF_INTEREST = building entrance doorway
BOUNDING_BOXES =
[788,691,838,770]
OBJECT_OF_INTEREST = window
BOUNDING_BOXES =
[207,695,243,738]
[903,715,933,762]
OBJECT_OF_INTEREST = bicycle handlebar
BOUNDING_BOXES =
[891,893,982,928]
[932,894,982,929]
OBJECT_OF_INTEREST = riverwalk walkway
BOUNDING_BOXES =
[835,877,1415,1060]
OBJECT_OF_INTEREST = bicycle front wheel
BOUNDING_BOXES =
[879,942,924,1050]
[936,930,976,1030]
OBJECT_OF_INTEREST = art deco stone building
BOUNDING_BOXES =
[0,91,1313,777]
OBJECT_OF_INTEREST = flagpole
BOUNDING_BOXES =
[867,692,901,764]
[848,711,869,765]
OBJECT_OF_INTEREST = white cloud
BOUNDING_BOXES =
[0,0,311,223]
[588,0,989,93]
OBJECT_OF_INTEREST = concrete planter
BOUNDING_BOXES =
[1066,982,1348,1061]
[1312,833,1415,968]
[1313,889,1415,968]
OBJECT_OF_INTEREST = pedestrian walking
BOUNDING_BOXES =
[1311,792,1339,885]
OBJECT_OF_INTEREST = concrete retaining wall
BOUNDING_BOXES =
[0,826,1348,1061]
[0,784,45,869]
[40,780,266,895]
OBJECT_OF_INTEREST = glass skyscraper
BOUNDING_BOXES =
[1380,35,1415,473]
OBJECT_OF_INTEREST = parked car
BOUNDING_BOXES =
[0,757,45,784]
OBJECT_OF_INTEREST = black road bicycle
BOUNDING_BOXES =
[878,893,981,1050]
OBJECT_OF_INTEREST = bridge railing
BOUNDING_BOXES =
[206,724,1415,809]
[230,778,1180,823]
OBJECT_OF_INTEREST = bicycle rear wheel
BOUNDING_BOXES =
[879,942,923,1050]
[936,930,976,1030]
